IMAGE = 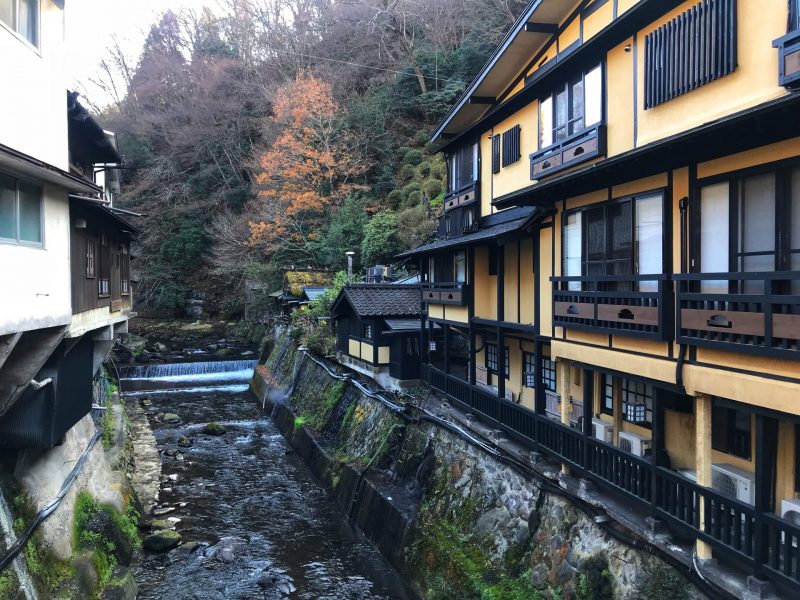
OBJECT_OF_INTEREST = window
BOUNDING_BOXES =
[563,193,663,290]
[463,206,477,231]
[540,357,556,392]
[644,0,736,109]
[793,0,800,32]
[86,236,96,278]
[539,64,601,149]
[0,172,42,245]
[454,251,466,283]
[698,165,800,293]
[0,0,38,47]
[620,377,654,427]
[363,322,373,340]
[501,125,521,168]
[602,375,614,415]
[98,233,110,297]
[447,142,479,193]
[485,343,509,377]
[491,135,501,174]
[712,401,752,460]
[522,352,536,387]
[121,243,130,295]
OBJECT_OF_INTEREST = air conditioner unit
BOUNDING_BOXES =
[618,431,651,457]
[711,463,755,505]
[592,418,613,443]
[780,499,800,546]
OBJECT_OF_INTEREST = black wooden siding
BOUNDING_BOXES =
[501,125,521,167]
[492,134,501,173]
[644,0,737,109]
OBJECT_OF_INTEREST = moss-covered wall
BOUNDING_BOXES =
[253,335,704,600]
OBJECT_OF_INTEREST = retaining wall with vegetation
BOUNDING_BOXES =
[251,332,703,600]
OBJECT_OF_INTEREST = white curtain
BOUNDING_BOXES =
[700,182,730,293]
[539,97,553,150]
[636,193,663,292]
[564,212,582,291]
[584,65,602,127]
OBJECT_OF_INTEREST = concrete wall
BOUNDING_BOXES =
[0,0,68,170]
[0,184,72,336]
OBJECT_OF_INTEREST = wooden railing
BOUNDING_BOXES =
[552,274,671,340]
[423,282,468,306]
[420,363,800,593]
[675,272,800,360]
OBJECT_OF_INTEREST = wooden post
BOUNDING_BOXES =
[695,393,713,561]
[754,414,778,578]
[612,376,624,446]
[582,369,593,468]
[468,246,476,386]
[496,243,505,401]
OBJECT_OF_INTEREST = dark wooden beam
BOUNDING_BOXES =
[468,96,495,105]
[525,22,559,34]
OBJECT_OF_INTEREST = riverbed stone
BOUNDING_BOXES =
[150,519,173,531]
[163,413,181,424]
[204,422,226,436]
[144,529,182,552]
[101,566,138,600]
[178,436,192,447]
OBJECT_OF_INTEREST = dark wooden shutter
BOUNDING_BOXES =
[491,134,501,173]
[644,0,737,109]
[501,125,521,167]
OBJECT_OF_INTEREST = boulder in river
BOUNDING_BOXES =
[143,530,182,552]
[163,413,181,424]
[204,422,226,436]
[178,436,192,447]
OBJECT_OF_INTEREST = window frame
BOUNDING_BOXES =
[363,321,373,340]
[522,351,536,388]
[538,63,603,152]
[86,235,96,279]
[561,190,667,289]
[712,400,752,461]
[0,0,40,50]
[695,159,800,289]
[484,343,509,378]
[120,242,130,295]
[446,141,480,195]
[540,357,556,392]
[0,170,43,247]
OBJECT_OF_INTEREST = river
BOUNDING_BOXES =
[119,359,415,600]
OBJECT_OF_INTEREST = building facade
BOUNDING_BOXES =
[0,0,135,446]
[404,0,800,594]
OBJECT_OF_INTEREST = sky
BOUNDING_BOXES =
[65,0,222,105]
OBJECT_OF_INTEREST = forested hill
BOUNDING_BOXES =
[99,0,529,317]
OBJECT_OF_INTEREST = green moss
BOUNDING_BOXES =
[294,416,307,428]
[0,569,19,600]
[636,562,688,600]
[23,535,74,594]
[100,407,115,451]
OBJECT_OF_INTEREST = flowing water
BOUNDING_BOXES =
[122,360,415,600]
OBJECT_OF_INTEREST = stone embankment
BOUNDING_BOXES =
[251,332,706,600]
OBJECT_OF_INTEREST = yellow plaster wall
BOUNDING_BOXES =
[665,410,696,470]
[611,337,669,357]
[695,348,800,385]
[635,1,788,148]
[552,341,677,385]
[559,15,581,50]
[428,304,444,320]
[519,237,535,326]
[378,346,390,364]
[442,305,469,324]
[489,102,540,200]
[480,133,493,217]
[617,0,641,16]
[565,189,609,211]
[474,246,498,320]
[360,342,375,363]
[698,137,800,179]
[611,172,668,198]
[776,421,798,504]
[672,167,689,275]
[527,39,557,78]
[606,38,635,157]
[583,0,615,41]
[348,339,360,357]
[504,242,520,322]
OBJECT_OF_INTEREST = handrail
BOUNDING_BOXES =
[675,271,800,281]
[552,273,668,282]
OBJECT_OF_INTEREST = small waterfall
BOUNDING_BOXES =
[119,360,257,380]
[0,491,38,600]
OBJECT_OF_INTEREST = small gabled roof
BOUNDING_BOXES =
[384,319,422,333]
[330,285,421,319]
[302,287,328,302]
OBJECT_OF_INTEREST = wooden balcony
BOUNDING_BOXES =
[675,272,800,360]
[529,124,605,180]
[423,283,467,306]
[774,29,800,88]
[443,182,480,212]
[420,363,800,594]
[552,275,671,340]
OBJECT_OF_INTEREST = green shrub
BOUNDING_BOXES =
[399,163,417,181]
[416,161,432,178]
[401,181,421,198]
[422,178,443,199]
[402,148,424,166]
[404,190,423,209]
[386,189,405,210]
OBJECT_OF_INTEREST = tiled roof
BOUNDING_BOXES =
[396,215,532,258]
[384,318,422,332]
[333,285,421,318]
[302,287,328,301]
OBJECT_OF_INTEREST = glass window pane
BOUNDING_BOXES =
[636,193,663,291]
[471,143,479,182]
[586,207,605,262]
[18,0,37,46]
[700,182,730,293]
[555,89,568,128]
[0,174,15,240]
[570,77,584,134]
[564,212,582,290]
[584,65,602,126]
[740,173,776,256]
[0,0,12,29]
[18,181,41,243]
[454,251,466,283]
[539,97,553,149]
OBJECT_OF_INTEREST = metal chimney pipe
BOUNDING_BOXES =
[346,251,355,284]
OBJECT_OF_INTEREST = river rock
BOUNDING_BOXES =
[150,519,173,531]
[144,530,182,552]
[204,422,226,436]
[163,449,180,457]
[84,509,134,565]
[178,436,192,447]
[101,566,138,600]
[153,342,169,352]
[163,413,181,424]
[217,547,235,563]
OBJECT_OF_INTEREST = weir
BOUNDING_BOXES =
[118,360,258,380]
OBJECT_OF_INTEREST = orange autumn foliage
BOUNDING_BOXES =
[249,75,367,253]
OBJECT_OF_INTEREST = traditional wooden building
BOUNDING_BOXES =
[403,0,800,594]
[330,284,422,390]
